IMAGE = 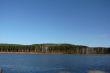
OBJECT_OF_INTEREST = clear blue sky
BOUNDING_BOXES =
[0,0,110,47]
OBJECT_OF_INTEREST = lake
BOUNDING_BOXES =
[0,54,110,73]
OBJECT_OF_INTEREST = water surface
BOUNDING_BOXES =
[0,54,110,73]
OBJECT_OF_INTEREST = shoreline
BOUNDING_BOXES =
[0,52,65,54]
[0,52,110,55]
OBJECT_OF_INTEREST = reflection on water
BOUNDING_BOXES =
[58,71,71,73]
[88,70,108,73]
[0,54,110,73]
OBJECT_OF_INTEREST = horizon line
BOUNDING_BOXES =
[0,43,110,48]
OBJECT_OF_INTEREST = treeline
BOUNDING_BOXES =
[0,44,110,54]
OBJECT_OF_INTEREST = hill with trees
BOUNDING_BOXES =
[0,43,109,54]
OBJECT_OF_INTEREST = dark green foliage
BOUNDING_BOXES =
[0,44,109,54]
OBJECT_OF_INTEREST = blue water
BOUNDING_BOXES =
[0,54,110,73]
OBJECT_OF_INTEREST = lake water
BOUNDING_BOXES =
[0,54,110,73]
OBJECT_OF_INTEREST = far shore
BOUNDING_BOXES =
[0,52,65,54]
[0,52,109,55]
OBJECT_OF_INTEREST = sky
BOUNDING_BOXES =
[0,0,110,47]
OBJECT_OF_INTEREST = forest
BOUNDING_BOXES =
[0,44,110,54]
